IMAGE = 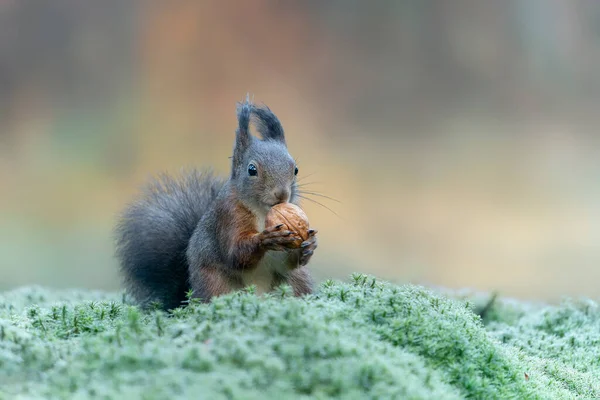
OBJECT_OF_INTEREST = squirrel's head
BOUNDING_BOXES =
[230,98,298,214]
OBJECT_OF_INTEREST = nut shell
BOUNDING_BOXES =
[265,203,309,248]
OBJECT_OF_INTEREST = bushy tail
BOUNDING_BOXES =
[115,168,225,310]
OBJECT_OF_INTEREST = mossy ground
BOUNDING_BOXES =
[1,275,599,399]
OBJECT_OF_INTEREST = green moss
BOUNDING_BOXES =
[0,275,598,399]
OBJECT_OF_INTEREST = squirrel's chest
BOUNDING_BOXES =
[241,251,288,295]
[241,212,285,295]
[255,213,266,233]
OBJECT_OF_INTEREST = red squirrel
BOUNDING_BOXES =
[115,97,318,310]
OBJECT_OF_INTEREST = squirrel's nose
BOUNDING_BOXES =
[273,188,290,204]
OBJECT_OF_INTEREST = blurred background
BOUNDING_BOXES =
[1,1,600,302]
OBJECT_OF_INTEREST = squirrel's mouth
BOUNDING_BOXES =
[265,196,290,209]
[262,189,291,210]
[267,200,286,208]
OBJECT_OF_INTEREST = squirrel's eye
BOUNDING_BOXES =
[294,166,298,176]
[248,164,258,176]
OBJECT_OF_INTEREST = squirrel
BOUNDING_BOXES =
[114,97,318,311]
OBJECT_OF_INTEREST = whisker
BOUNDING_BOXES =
[298,195,341,218]
[296,181,323,188]
[297,172,318,182]
[298,190,341,203]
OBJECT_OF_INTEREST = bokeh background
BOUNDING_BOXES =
[2,1,600,302]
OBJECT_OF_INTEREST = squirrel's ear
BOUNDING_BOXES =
[251,105,286,146]
[232,98,253,170]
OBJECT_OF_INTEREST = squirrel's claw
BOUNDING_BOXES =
[299,232,318,266]
[259,228,300,251]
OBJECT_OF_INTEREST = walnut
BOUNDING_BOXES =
[265,203,310,248]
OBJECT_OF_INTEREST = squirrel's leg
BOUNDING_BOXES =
[287,266,314,296]
[189,265,237,301]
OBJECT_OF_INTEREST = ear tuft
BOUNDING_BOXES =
[236,93,252,132]
[231,95,254,175]
[251,104,286,145]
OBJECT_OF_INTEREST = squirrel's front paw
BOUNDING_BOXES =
[299,229,318,266]
[259,224,301,252]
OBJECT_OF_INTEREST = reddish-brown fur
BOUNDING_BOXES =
[221,198,266,270]
[188,188,314,301]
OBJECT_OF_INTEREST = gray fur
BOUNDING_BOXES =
[233,138,297,214]
[115,169,225,310]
